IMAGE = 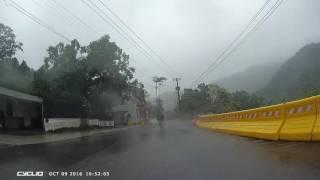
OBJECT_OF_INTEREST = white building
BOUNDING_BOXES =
[111,101,139,127]
[0,86,43,130]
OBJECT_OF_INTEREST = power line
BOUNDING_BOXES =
[191,0,283,87]
[8,0,172,91]
[197,0,284,84]
[5,0,154,92]
[90,0,175,77]
[6,0,70,41]
[50,0,102,36]
[133,64,156,78]
[40,0,89,36]
[190,0,272,87]
[9,0,162,79]
[51,0,158,88]
[78,0,165,87]
[31,0,87,37]
[97,0,178,76]
[82,0,174,78]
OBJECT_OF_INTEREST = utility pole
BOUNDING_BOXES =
[158,82,162,100]
[153,76,167,120]
[155,82,158,104]
[173,78,181,105]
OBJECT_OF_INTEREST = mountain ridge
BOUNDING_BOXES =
[212,62,282,93]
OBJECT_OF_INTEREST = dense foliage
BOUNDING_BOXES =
[33,35,146,117]
[0,23,33,92]
[257,43,320,103]
[179,83,264,115]
[0,23,146,119]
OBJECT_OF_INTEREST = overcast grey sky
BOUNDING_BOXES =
[1,0,320,97]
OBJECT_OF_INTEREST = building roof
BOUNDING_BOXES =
[0,86,43,103]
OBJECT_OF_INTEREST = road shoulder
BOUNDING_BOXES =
[0,127,129,146]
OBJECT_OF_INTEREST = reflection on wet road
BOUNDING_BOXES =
[1,120,320,180]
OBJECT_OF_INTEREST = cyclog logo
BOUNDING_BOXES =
[17,171,44,177]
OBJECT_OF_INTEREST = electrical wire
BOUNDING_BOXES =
[191,0,284,87]
[97,0,178,76]
[190,0,272,87]
[7,0,70,41]
[82,0,174,78]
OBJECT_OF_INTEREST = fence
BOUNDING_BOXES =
[196,95,320,141]
[44,118,114,132]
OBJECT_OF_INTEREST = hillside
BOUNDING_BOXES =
[213,62,282,93]
[257,43,320,103]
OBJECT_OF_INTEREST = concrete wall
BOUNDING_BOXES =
[44,118,114,132]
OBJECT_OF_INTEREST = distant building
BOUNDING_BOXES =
[0,86,43,130]
[111,101,139,127]
[0,86,117,132]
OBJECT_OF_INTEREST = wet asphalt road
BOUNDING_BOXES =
[1,120,320,180]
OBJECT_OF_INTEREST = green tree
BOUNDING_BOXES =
[33,35,140,119]
[179,84,212,114]
[18,60,31,74]
[85,35,136,101]
[0,23,33,93]
[207,84,233,113]
[0,23,23,59]
[179,83,264,116]
[230,91,264,111]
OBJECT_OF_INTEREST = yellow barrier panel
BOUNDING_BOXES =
[197,103,285,141]
[279,96,317,141]
[196,95,320,141]
[311,96,320,141]
[197,114,217,129]
[211,111,238,132]
[241,104,285,140]
[213,104,284,140]
[197,113,225,130]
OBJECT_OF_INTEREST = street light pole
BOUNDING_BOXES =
[173,78,181,105]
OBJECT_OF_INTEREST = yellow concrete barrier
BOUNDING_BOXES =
[210,104,285,140]
[197,106,284,140]
[312,96,320,140]
[241,104,285,140]
[208,112,238,134]
[196,95,320,141]
[197,114,222,130]
[279,96,317,141]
